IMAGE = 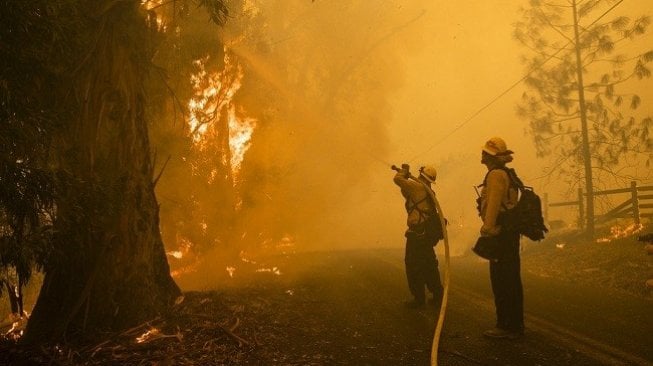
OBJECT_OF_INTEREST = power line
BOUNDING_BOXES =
[407,0,625,163]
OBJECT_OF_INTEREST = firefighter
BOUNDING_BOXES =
[393,164,443,308]
[478,137,524,339]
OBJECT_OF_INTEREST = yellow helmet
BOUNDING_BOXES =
[419,165,437,183]
[482,137,514,156]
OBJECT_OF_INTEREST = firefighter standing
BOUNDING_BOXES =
[478,137,524,339]
[394,164,444,308]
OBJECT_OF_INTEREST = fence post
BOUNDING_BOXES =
[631,181,640,226]
[543,193,549,223]
[578,188,585,230]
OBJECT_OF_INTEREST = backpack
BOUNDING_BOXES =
[480,167,548,241]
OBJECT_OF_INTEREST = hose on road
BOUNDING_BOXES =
[428,187,449,366]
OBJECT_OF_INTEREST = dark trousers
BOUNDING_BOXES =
[489,230,523,332]
[405,233,443,303]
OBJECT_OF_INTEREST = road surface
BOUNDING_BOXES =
[181,248,653,365]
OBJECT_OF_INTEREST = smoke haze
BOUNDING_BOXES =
[153,0,653,281]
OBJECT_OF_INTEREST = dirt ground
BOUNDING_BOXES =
[520,225,653,298]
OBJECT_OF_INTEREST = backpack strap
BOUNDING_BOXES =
[405,182,437,222]
[479,167,523,190]
[416,181,438,216]
[478,167,521,210]
[406,195,429,215]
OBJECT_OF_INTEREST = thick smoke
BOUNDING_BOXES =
[214,1,434,252]
[153,0,653,287]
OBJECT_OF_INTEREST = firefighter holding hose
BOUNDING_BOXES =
[393,163,444,309]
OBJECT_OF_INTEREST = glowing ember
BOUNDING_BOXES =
[170,260,201,278]
[279,235,295,248]
[256,267,282,275]
[226,266,236,278]
[4,315,27,341]
[135,327,182,343]
[136,327,161,343]
[596,223,644,243]
[239,250,257,264]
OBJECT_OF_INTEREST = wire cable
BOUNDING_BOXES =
[407,0,625,163]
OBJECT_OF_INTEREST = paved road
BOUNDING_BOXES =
[3,246,649,365]
[210,248,653,365]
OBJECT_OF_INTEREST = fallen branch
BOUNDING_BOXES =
[83,316,162,354]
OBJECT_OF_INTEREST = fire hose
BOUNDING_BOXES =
[391,165,450,366]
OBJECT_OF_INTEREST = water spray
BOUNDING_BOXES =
[391,164,450,366]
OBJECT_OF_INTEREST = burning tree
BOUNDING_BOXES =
[514,0,653,237]
[1,0,229,343]
[145,0,258,261]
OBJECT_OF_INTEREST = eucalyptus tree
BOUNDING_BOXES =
[515,0,653,236]
[1,0,228,342]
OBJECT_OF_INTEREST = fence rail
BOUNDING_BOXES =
[544,181,653,229]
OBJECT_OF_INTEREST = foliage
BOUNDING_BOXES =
[0,0,70,288]
[515,0,653,187]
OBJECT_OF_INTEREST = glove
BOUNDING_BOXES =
[400,163,410,177]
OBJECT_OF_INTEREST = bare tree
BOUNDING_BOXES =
[514,0,653,237]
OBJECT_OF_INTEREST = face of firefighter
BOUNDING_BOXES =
[481,151,491,165]
[481,151,501,169]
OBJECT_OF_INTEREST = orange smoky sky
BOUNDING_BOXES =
[159,0,653,258]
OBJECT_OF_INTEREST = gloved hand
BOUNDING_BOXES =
[400,163,410,177]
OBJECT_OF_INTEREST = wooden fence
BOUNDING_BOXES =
[544,181,653,229]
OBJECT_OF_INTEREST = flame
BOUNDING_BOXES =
[226,266,236,278]
[239,250,257,264]
[167,250,183,259]
[141,0,163,9]
[187,51,256,183]
[167,237,193,260]
[228,105,256,181]
[596,223,644,243]
[140,1,167,31]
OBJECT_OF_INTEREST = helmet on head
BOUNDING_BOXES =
[419,165,437,183]
[482,137,514,156]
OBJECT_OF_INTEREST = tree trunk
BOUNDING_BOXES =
[24,0,180,343]
[572,0,595,238]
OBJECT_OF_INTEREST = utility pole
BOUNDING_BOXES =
[572,0,595,238]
